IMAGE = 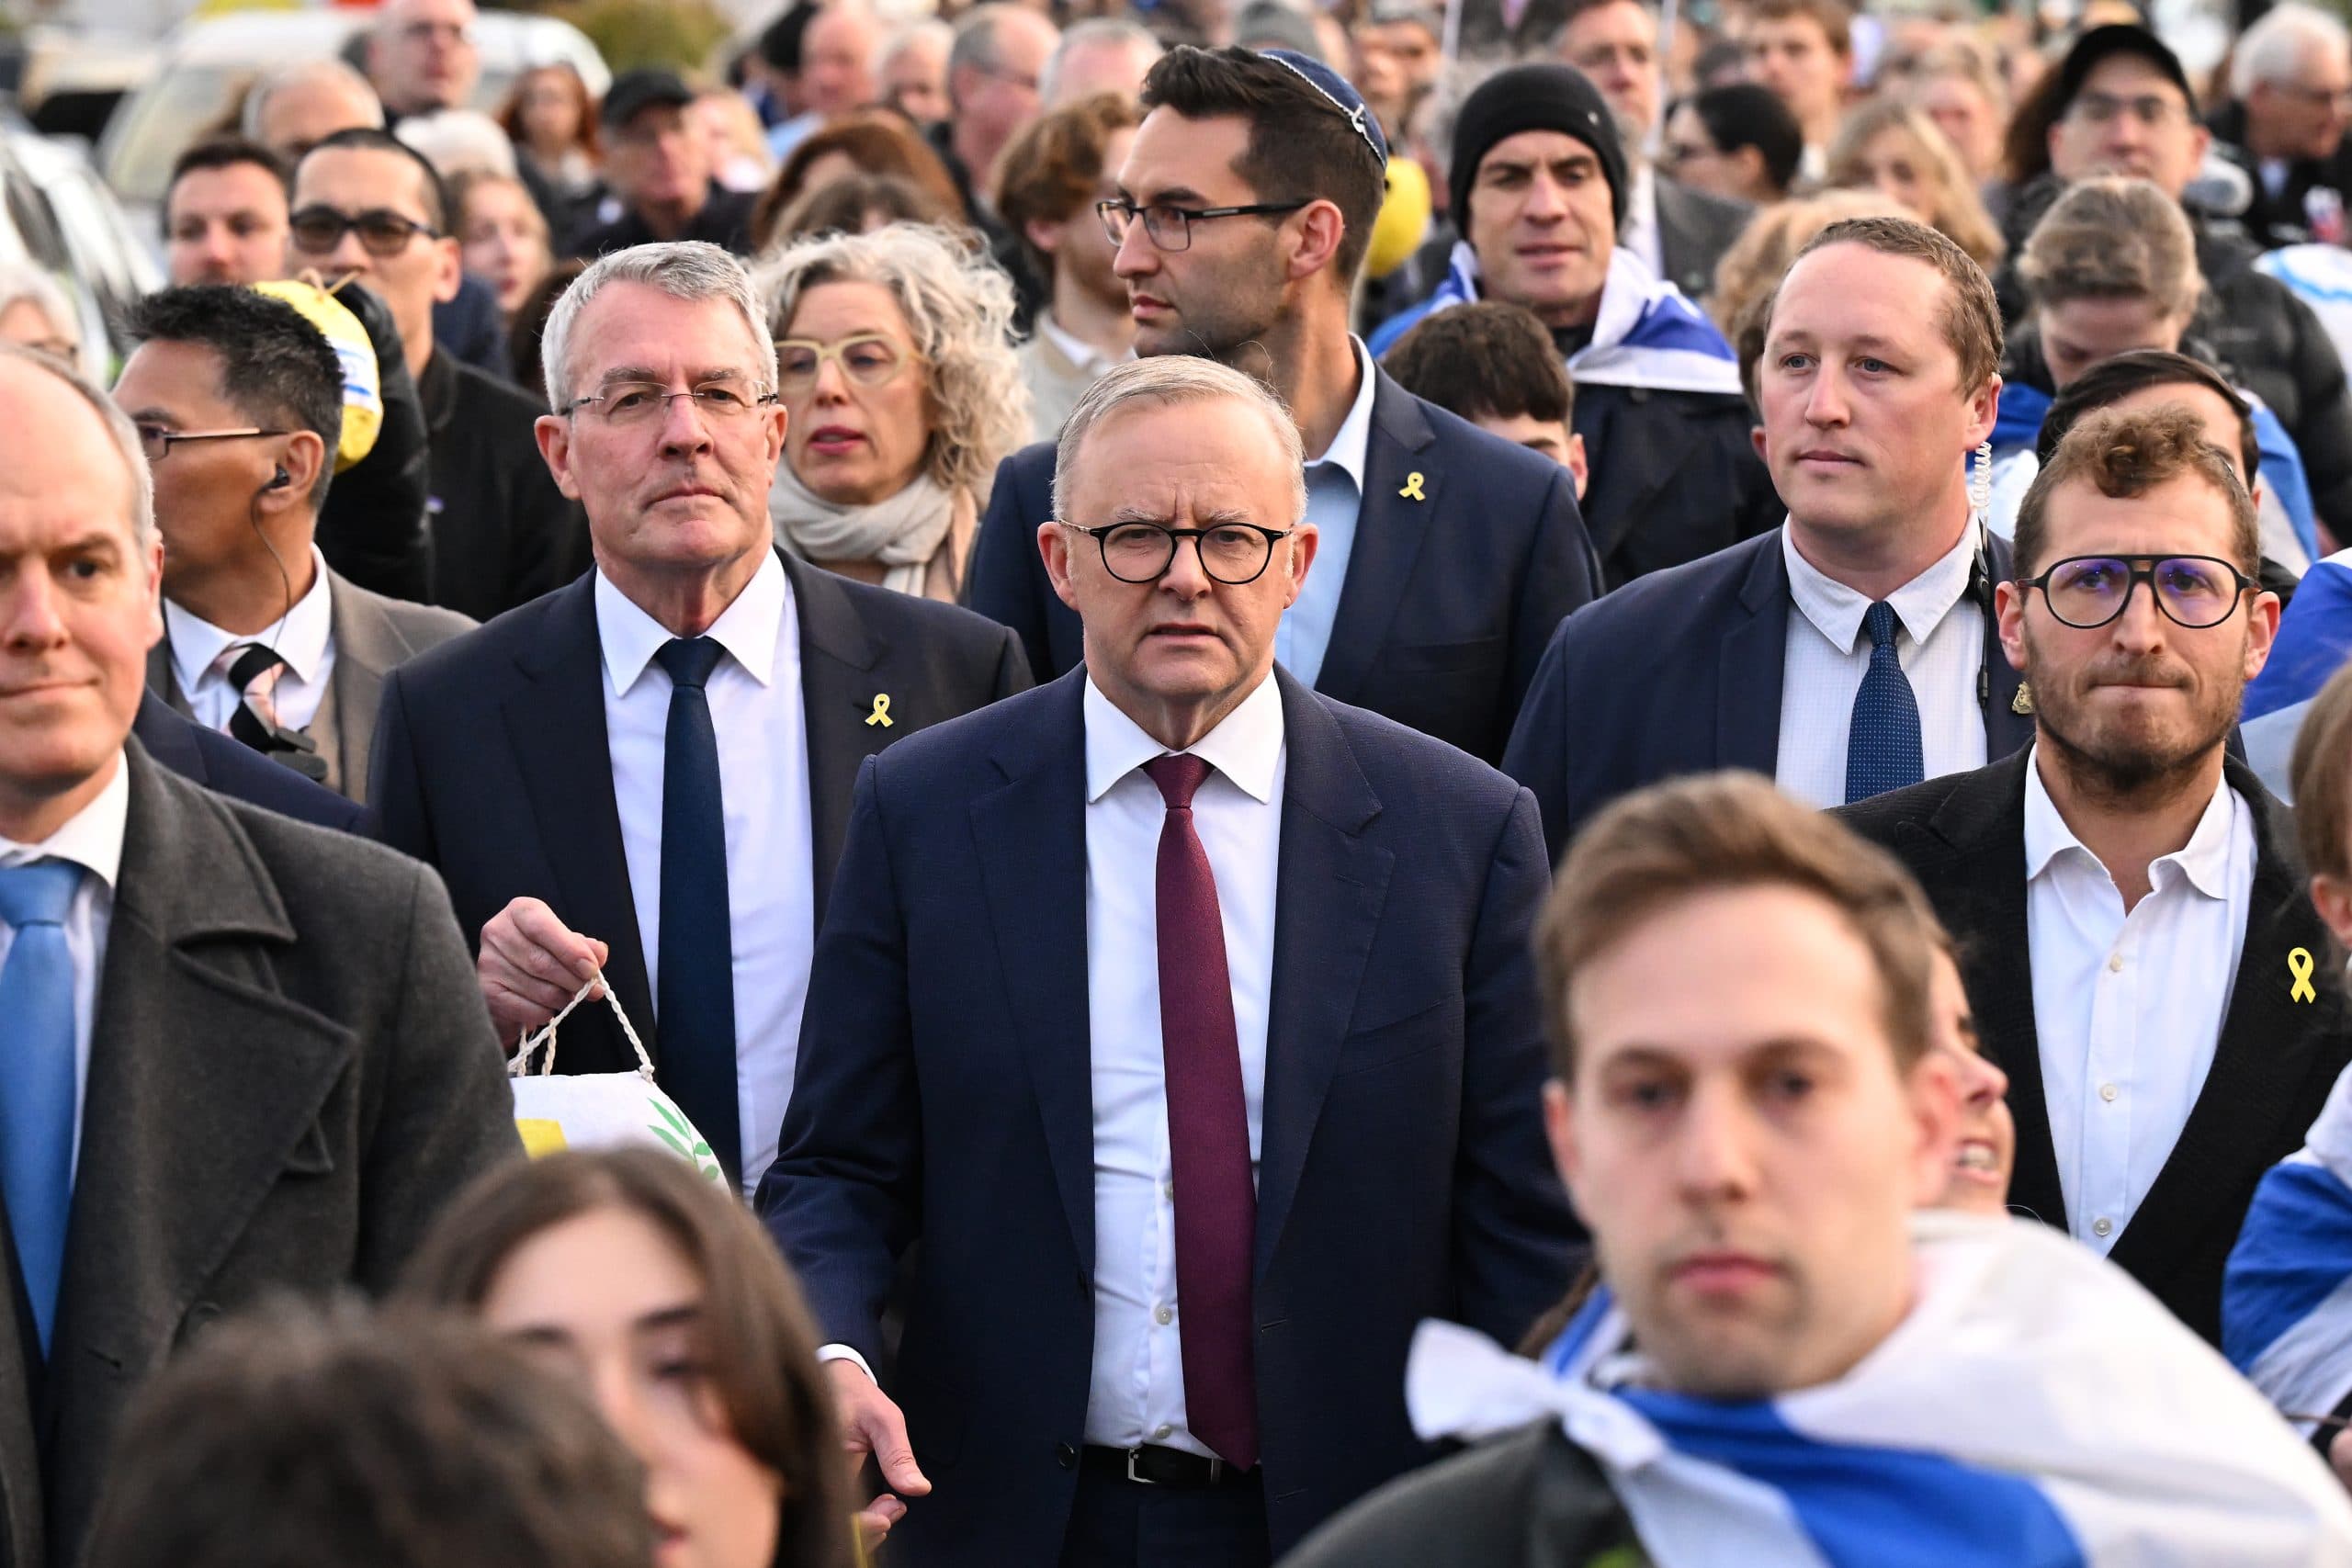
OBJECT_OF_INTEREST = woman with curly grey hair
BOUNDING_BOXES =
[754,223,1029,602]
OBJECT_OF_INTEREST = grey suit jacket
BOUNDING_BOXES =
[1654,174,1753,301]
[147,568,476,805]
[0,743,520,1568]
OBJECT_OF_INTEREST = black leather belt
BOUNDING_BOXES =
[1081,1444,1255,1489]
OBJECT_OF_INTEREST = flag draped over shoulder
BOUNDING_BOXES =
[2228,1060,2352,1438]
[1366,243,1746,399]
[1410,1213,2352,1568]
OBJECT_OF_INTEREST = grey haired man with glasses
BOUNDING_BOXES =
[1839,400,2349,1350]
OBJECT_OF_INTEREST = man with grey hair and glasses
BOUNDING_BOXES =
[0,339,518,1567]
[761,353,1575,1567]
[368,242,1026,1215]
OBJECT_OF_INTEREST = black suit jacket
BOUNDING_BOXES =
[1838,748,2352,1344]
[10,745,518,1567]
[130,693,368,835]
[419,352,592,623]
[756,668,1577,1564]
[1502,527,2034,862]
[962,367,1601,763]
[368,552,1032,1077]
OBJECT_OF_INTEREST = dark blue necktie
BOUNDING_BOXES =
[0,860,81,1354]
[1844,601,1925,806]
[654,637,741,1186]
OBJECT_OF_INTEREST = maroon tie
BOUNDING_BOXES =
[1143,753,1259,1470]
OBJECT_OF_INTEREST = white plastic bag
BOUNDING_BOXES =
[508,974,729,1188]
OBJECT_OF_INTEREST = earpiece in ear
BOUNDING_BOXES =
[268,466,292,491]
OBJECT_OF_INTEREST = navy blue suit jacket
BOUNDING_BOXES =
[963,369,1601,763]
[756,667,1577,1564]
[132,693,369,835]
[1501,527,2036,862]
[368,552,1032,1076]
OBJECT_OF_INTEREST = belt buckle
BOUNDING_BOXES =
[1123,1448,1157,1486]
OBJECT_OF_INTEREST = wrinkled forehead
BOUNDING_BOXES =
[1066,397,1299,522]
[572,286,769,386]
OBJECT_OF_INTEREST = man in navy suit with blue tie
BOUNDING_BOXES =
[760,357,1577,1566]
[1503,215,2037,861]
[963,46,1599,763]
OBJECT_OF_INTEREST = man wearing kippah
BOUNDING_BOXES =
[1371,62,1777,588]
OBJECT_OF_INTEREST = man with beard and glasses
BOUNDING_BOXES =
[1841,403,2351,1345]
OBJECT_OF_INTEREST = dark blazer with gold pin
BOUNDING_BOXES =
[367,549,1032,1078]
[963,367,1601,763]
[1838,747,2352,1344]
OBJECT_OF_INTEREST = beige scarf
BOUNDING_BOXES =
[769,462,959,599]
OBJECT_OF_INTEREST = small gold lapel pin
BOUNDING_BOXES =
[2011,682,2035,716]
[1398,471,1427,502]
[2291,946,2319,1004]
[865,694,894,728]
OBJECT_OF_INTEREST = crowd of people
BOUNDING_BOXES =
[20,0,2352,1559]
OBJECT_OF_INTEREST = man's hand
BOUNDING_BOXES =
[827,1359,931,1543]
[479,897,608,1046]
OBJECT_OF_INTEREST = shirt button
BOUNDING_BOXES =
[2108,953,2124,973]
[2093,1217,2113,1237]
[1154,1424,1173,1440]
[1154,1304,1173,1325]
[2099,1082,2119,1102]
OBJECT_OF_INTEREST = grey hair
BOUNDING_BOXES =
[0,343,156,547]
[1052,358,1307,525]
[242,59,385,141]
[0,264,78,345]
[1040,17,1162,103]
[753,223,1029,502]
[2233,2,2351,97]
[876,17,952,76]
[948,4,1035,80]
[540,242,777,413]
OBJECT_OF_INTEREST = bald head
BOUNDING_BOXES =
[245,61,384,163]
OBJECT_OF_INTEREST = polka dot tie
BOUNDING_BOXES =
[1844,602,1925,806]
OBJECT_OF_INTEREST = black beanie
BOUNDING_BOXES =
[1448,63,1627,234]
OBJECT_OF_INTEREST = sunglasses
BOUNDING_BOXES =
[288,206,440,258]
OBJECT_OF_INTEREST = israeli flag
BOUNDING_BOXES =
[1413,1213,2352,1566]
[2227,1061,2352,1444]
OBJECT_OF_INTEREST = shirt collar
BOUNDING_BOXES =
[2023,743,2241,899]
[165,547,336,694]
[1083,670,1285,806]
[595,549,789,695]
[1304,337,1378,492]
[0,748,128,895]
[1782,523,1980,655]
[1037,312,1130,380]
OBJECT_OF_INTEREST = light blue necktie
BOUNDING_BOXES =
[0,860,83,1354]
[1844,602,1927,806]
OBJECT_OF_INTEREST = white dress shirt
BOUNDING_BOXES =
[1774,524,1989,807]
[2023,749,2255,1253]
[0,752,128,1180]
[1080,671,1284,1455]
[595,553,816,1194]
[1278,338,1379,690]
[164,547,336,734]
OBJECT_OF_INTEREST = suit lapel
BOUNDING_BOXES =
[143,640,193,720]
[970,672,1094,1269]
[785,553,882,931]
[1715,534,1792,775]
[500,577,657,1053]
[1312,374,1437,707]
[322,572,389,802]
[1256,672,1394,1280]
[47,748,354,1487]
[2109,762,2342,1275]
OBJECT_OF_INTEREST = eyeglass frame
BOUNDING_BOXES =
[2016,552,2258,630]
[1096,197,1310,253]
[772,333,923,396]
[1060,519,1299,585]
[559,380,782,424]
[133,424,287,464]
[288,204,442,257]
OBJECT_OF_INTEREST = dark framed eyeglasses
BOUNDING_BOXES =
[1096,197,1309,253]
[288,205,439,257]
[1065,520,1295,585]
[134,424,287,464]
[2019,553,2257,630]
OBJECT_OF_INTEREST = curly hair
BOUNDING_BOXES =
[754,222,1030,502]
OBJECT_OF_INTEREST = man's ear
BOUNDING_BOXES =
[1995,577,2029,674]
[1024,217,1066,261]
[1288,199,1347,282]
[535,412,581,500]
[431,235,462,307]
[1040,519,1080,610]
[269,430,330,512]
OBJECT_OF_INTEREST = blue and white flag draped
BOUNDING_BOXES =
[1411,1213,2352,1567]
[2227,1059,2352,1439]
[1366,243,1746,399]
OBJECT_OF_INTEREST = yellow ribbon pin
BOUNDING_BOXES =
[1398,471,1427,501]
[2291,946,2318,1004]
[865,694,894,728]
